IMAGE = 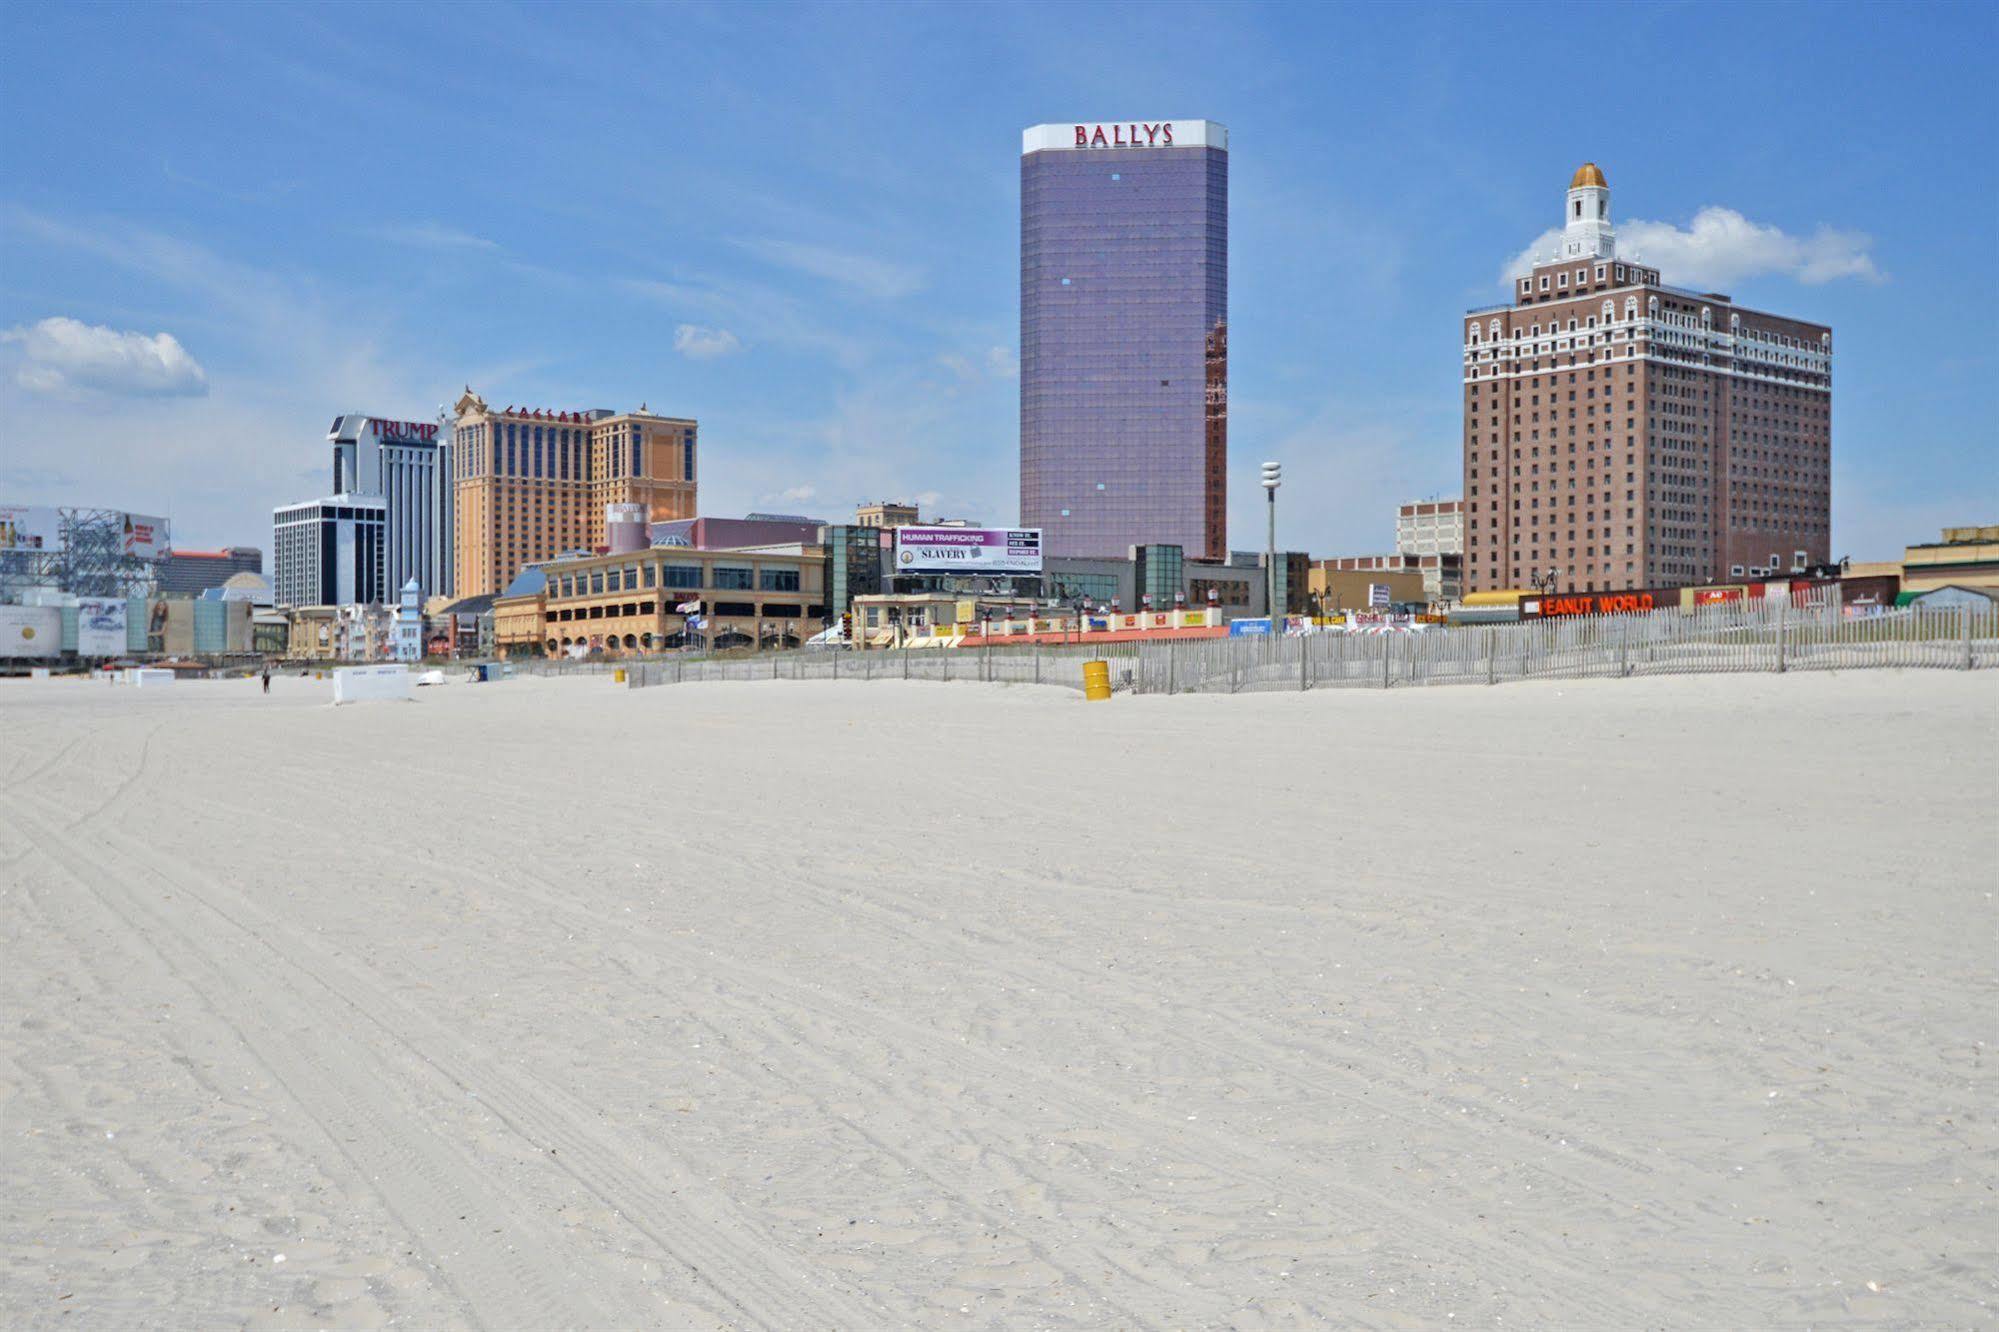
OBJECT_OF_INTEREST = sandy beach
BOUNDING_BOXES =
[2,668,1993,1328]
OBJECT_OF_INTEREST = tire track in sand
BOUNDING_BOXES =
[5,800,665,1331]
[11,788,886,1331]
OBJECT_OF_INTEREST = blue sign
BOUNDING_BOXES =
[1229,617,1272,637]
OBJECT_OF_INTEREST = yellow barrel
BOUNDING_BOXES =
[613,668,626,683]
[1082,659,1111,701]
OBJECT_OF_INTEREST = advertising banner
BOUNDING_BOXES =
[894,527,1042,574]
[0,605,62,659]
[76,599,127,657]
[1532,589,1673,617]
[1368,582,1392,607]
[0,504,61,552]
[121,513,168,560]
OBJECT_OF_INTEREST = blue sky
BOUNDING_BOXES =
[2,0,1994,560]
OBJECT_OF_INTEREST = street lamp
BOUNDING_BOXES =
[1261,461,1282,628]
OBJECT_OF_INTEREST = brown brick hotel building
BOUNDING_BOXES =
[1464,164,1832,594]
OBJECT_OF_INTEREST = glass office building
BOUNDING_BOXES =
[1020,120,1228,560]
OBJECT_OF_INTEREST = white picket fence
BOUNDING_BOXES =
[622,602,1998,695]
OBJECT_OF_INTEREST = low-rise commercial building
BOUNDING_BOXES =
[159,546,263,597]
[1900,525,1999,595]
[1308,556,1449,609]
[855,501,919,529]
[1303,556,1431,608]
[494,543,830,656]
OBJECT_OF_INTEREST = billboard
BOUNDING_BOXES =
[894,526,1042,574]
[0,504,61,552]
[77,599,127,657]
[0,606,62,659]
[121,513,168,560]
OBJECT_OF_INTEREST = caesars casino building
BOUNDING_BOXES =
[1020,120,1228,560]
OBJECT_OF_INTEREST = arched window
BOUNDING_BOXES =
[1489,319,1500,339]
[1603,300,1615,322]
[1625,297,1638,320]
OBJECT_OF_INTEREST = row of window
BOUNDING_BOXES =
[549,563,803,598]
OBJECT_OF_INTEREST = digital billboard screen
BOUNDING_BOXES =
[893,527,1042,574]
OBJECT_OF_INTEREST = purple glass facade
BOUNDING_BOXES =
[1020,133,1228,559]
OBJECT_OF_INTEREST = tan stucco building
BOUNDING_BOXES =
[494,544,829,656]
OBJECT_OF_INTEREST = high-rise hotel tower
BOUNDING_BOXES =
[450,389,696,598]
[1020,120,1228,559]
[1463,164,1832,593]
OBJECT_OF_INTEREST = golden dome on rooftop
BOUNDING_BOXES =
[1570,162,1607,189]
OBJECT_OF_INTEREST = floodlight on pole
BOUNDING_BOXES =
[1261,462,1282,628]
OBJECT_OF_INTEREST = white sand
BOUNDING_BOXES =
[2,669,1994,1328]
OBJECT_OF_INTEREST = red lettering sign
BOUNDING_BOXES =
[1071,122,1179,149]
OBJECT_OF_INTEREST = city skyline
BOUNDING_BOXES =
[2,2,1994,563]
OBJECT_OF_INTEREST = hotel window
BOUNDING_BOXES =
[683,439,695,481]
[713,566,754,591]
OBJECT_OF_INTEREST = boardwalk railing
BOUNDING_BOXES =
[621,603,1997,695]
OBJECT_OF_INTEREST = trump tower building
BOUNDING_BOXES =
[1020,120,1228,560]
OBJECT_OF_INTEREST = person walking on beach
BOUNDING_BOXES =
[261,662,271,695]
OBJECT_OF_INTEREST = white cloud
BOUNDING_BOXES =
[735,237,925,301]
[673,324,745,359]
[2,317,208,397]
[371,221,500,252]
[1503,206,1882,290]
[938,346,1017,383]
[0,210,444,549]
[764,484,818,505]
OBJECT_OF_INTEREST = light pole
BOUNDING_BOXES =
[1261,461,1282,629]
